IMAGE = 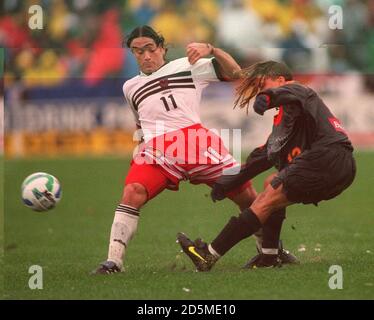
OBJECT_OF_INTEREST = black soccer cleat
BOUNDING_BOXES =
[92,261,121,275]
[243,240,299,269]
[176,232,218,272]
[278,240,300,265]
[243,253,282,269]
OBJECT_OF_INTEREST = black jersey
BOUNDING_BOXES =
[211,82,355,197]
[262,83,353,170]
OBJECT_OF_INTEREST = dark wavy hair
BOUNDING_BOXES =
[124,25,166,49]
[234,61,293,113]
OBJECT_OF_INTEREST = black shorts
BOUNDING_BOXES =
[271,145,356,205]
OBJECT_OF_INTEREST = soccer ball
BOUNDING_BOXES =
[21,172,62,212]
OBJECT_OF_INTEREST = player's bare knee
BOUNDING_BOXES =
[251,186,281,216]
[122,183,148,208]
[124,183,147,199]
[257,184,290,212]
[252,195,273,216]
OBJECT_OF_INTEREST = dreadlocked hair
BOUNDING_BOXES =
[234,61,293,114]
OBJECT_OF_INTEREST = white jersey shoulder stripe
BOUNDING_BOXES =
[133,77,194,105]
[132,70,192,103]
[134,83,196,110]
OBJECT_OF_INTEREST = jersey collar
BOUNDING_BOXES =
[139,61,170,77]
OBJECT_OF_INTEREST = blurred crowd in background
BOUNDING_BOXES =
[1,0,374,91]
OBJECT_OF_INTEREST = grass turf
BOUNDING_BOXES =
[3,152,374,299]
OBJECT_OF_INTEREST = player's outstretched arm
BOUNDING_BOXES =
[264,86,304,109]
[186,42,241,80]
[253,88,303,116]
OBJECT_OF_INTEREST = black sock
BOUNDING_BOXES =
[262,208,286,252]
[211,208,262,256]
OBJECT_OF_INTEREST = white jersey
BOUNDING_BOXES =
[123,57,223,142]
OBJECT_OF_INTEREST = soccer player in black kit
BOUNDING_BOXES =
[177,61,357,271]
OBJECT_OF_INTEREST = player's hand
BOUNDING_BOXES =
[210,182,226,202]
[253,94,270,115]
[186,43,213,65]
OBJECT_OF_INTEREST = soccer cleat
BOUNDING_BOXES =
[243,253,282,269]
[278,240,300,265]
[243,240,299,269]
[176,232,218,272]
[92,261,121,275]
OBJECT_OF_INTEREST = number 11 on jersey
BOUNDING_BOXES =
[160,94,178,112]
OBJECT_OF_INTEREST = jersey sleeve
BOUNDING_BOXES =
[190,58,226,83]
[263,84,307,109]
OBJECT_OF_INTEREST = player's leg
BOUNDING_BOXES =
[225,179,281,266]
[93,162,171,274]
[226,182,257,210]
[251,174,278,252]
[177,182,291,271]
[223,172,297,268]
[225,174,276,251]
[185,154,289,269]
[103,182,147,272]
[207,182,291,258]
[244,173,298,268]
[244,173,284,268]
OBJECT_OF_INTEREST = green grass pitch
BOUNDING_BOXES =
[3,152,374,299]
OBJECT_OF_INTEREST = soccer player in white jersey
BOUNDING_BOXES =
[93,26,294,274]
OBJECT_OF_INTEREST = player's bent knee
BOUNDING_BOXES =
[251,185,285,216]
[122,183,148,208]
[251,192,272,213]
